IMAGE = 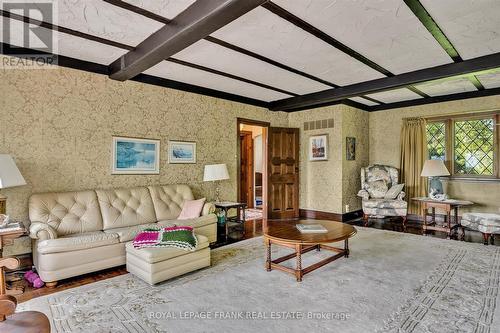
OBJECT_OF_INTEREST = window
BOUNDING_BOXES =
[426,113,499,179]
[426,121,446,161]
[454,118,494,176]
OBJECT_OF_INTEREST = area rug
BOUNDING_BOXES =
[242,208,263,221]
[18,227,500,333]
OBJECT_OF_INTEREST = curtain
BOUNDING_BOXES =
[400,117,428,214]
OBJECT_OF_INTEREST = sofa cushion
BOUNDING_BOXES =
[157,214,217,229]
[367,180,388,199]
[148,185,195,221]
[96,187,157,230]
[29,190,103,236]
[178,198,206,220]
[103,223,159,242]
[37,231,119,254]
[125,234,209,264]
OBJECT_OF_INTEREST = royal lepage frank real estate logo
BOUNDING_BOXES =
[1,0,58,68]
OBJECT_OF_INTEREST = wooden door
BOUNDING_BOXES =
[240,131,254,208]
[267,127,299,219]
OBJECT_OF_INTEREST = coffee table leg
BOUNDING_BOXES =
[295,244,303,282]
[344,239,349,258]
[265,239,272,271]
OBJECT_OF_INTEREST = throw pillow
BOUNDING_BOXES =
[178,198,206,220]
[367,180,388,199]
[384,183,405,200]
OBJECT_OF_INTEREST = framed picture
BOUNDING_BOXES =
[112,136,160,174]
[346,137,356,161]
[168,140,196,164]
[309,134,328,161]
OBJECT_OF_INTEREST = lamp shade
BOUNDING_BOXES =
[421,159,450,177]
[203,164,229,182]
[0,154,26,189]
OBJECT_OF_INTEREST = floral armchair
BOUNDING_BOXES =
[357,165,408,224]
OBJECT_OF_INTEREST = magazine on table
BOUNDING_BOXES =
[296,224,328,233]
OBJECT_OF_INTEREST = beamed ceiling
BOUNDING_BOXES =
[2,0,500,112]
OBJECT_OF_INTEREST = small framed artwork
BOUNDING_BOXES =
[168,140,197,164]
[346,137,356,161]
[309,134,328,161]
[112,136,160,174]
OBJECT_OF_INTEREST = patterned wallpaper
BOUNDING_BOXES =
[288,104,368,214]
[369,95,500,214]
[0,61,288,227]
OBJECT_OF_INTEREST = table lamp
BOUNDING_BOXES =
[203,164,229,202]
[0,154,27,215]
[421,159,450,198]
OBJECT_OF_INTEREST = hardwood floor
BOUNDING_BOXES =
[14,216,495,303]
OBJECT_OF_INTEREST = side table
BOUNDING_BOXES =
[215,202,247,243]
[0,224,27,296]
[411,197,473,239]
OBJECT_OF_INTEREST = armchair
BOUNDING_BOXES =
[357,165,408,227]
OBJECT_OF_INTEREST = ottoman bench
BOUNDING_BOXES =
[460,213,500,245]
[125,234,211,285]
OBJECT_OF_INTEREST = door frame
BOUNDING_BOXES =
[239,130,254,208]
[236,118,270,217]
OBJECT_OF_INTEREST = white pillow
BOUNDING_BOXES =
[384,184,404,200]
[366,180,388,199]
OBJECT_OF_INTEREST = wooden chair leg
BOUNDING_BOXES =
[482,233,490,245]
[363,214,369,227]
[402,216,407,232]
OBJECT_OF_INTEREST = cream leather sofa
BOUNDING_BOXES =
[28,184,216,285]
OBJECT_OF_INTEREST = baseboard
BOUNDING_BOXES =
[299,209,363,222]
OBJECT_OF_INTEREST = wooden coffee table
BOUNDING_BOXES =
[264,220,357,282]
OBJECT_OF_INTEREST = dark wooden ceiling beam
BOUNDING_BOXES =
[262,1,428,99]
[0,9,133,50]
[167,58,297,96]
[108,0,268,81]
[403,0,485,91]
[368,86,500,112]
[269,52,500,111]
[102,0,172,25]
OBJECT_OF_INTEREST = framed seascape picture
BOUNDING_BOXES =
[346,137,356,161]
[309,134,328,161]
[112,136,160,174]
[168,140,196,164]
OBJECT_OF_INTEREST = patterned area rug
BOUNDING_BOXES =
[18,227,500,333]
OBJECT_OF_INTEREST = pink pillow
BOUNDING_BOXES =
[178,198,206,220]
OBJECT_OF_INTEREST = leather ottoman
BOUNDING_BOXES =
[125,234,211,285]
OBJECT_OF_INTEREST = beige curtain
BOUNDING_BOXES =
[400,118,428,214]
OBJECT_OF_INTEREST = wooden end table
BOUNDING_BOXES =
[411,197,473,239]
[264,220,357,282]
[215,202,247,243]
[0,224,27,296]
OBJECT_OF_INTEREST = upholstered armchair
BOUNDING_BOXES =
[357,165,408,226]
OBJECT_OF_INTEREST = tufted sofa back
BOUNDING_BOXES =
[96,187,157,230]
[29,190,103,236]
[148,184,195,221]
